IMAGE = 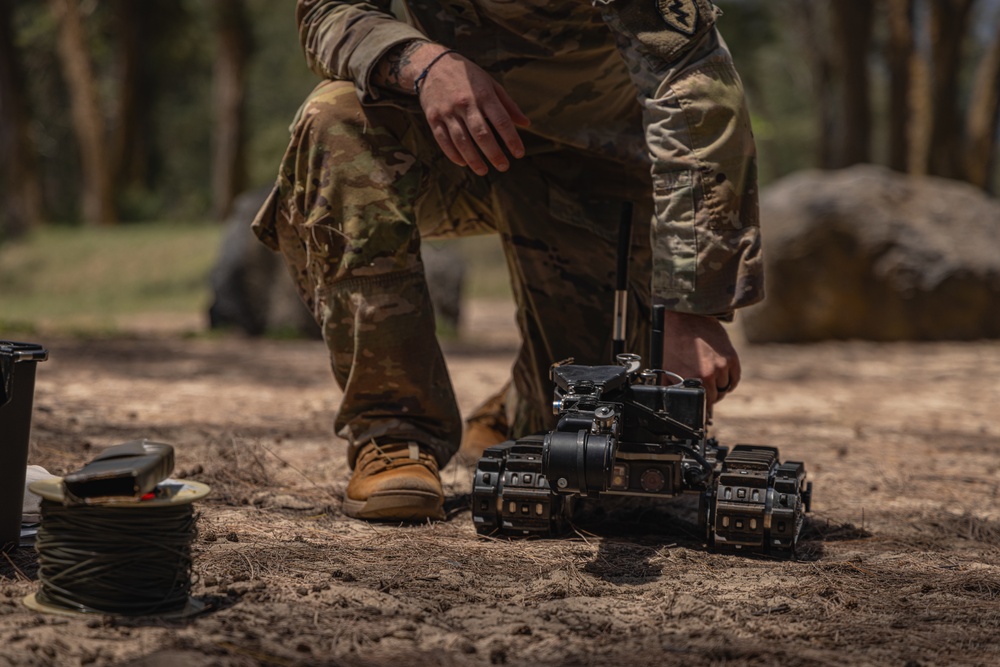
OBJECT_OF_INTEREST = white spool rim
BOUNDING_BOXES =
[28,477,210,507]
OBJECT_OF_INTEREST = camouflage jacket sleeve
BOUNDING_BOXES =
[296,0,428,103]
[599,0,765,316]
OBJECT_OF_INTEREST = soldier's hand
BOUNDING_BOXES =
[374,41,530,175]
[660,311,741,407]
[416,48,531,175]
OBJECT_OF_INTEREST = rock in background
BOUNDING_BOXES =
[208,188,318,337]
[209,188,467,338]
[741,165,1000,342]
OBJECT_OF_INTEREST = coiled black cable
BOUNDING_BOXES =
[35,499,196,616]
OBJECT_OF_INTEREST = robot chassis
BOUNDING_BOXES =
[471,354,813,556]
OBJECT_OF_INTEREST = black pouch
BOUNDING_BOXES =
[63,440,175,501]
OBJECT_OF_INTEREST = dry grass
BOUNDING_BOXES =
[3,334,1000,666]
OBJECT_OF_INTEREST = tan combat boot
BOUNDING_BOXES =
[457,384,510,465]
[343,442,445,521]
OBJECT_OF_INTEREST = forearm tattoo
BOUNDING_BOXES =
[376,40,428,94]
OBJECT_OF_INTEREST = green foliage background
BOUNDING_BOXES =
[10,0,318,224]
[0,222,222,333]
[713,1,816,185]
[4,0,998,225]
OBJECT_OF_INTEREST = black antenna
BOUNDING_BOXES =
[612,201,633,360]
[650,304,665,370]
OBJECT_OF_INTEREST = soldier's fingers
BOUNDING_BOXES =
[700,374,721,405]
[430,121,467,168]
[725,354,741,393]
[487,82,528,158]
[492,80,530,128]
[444,117,489,176]
[463,108,510,172]
[713,359,741,404]
[711,378,727,404]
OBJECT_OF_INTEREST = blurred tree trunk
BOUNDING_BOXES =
[0,0,44,236]
[922,0,976,179]
[964,25,1000,191]
[212,0,251,221]
[50,0,116,225]
[886,0,915,173]
[791,0,837,168]
[828,0,875,167]
[112,0,151,190]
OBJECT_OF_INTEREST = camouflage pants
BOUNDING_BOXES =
[253,80,657,467]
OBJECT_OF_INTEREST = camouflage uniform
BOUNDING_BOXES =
[253,0,762,467]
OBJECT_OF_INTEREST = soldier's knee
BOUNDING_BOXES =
[295,80,367,142]
[294,80,415,170]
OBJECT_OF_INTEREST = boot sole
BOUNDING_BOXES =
[342,489,444,521]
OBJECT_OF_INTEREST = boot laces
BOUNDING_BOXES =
[362,440,434,473]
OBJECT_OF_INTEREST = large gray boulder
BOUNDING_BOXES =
[741,165,1000,342]
[209,188,318,337]
[209,188,467,337]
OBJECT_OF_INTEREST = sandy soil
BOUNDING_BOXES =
[2,299,999,667]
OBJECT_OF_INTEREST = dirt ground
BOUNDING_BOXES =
[2,299,999,667]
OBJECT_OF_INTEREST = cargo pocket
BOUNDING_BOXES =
[650,170,698,295]
[668,59,759,232]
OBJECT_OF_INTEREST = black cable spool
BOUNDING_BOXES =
[25,477,210,618]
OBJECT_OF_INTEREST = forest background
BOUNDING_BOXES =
[0,0,999,246]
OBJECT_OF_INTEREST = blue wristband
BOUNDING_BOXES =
[413,49,457,95]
